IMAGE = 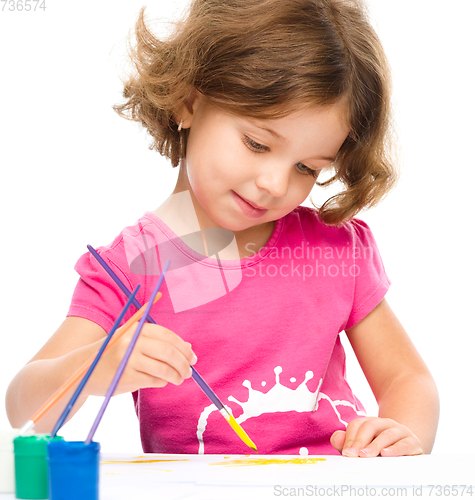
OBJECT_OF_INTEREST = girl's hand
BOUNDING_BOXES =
[89,322,198,396]
[330,417,424,457]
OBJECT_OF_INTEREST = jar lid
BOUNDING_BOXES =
[13,434,64,456]
[47,440,100,462]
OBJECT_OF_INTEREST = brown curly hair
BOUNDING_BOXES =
[113,0,398,226]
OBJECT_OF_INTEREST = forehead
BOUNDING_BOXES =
[231,102,351,161]
[199,95,350,149]
[256,102,349,128]
[240,102,351,146]
[216,97,351,131]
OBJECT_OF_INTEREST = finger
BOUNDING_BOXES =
[110,369,169,395]
[380,437,423,457]
[137,337,193,381]
[358,426,408,458]
[330,430,346,453]
[343,418,393,457]
[139,351,193,386]
[341,418,369,456]
[142,325,198,365]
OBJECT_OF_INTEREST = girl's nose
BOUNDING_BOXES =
[255,163,291,198]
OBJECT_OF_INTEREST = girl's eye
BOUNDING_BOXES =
[244,136,318,178]
[296,162,319,178]
[243,136,269,152]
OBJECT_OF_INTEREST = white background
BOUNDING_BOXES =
[0,0,474,456]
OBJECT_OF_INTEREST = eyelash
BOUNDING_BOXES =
[243,136,318,178]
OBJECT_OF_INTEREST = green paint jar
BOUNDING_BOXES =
[13,434,64,499]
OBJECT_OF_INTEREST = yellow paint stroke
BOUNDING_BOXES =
[209,457,326,467]
[226,414,258,453]
[101,459,188,465]
[104,469,172,475]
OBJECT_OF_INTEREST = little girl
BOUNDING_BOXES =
[6,0,439,457]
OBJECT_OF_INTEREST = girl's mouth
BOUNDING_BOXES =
[232,191,268,218]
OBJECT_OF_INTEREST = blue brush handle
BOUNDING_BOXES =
[50,286,140,437]
[87,245,227,413]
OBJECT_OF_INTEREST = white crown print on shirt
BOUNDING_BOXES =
[196,366,366,454]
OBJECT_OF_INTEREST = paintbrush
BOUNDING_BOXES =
[85,263,168,444]
[50,286,140,438]
[87,244,257,452]
[18,291,162,436]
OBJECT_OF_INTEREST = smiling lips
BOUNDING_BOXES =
[232,191,268,218]
[240,194,266,210]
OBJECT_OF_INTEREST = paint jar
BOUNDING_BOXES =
[0,428,19,493]
[13,434,64,499]
[47,440,100,500]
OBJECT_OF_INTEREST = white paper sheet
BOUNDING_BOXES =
[98,453,475,500]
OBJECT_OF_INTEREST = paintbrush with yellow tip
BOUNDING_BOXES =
[87,245,258,453]
[191,369,257,452]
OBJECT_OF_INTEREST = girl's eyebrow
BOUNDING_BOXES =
[253,124,285,142]
[252,123,336,163]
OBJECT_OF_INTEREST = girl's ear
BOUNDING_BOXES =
[176,88,201,130]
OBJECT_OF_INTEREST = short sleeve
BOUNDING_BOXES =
[343,218,391,330]
[67,246,134,333]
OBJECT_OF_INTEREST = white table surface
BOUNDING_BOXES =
[1,453,474,499]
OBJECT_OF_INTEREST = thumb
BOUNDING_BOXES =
[330,430,346,453]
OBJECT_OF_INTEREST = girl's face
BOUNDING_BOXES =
[174,94,349,239]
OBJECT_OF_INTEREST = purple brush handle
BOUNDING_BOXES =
[87,245,228,413]
[85,261,169,444]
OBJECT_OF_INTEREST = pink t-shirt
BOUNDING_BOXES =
[68,205,390,455]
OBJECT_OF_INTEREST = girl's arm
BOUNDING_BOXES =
[330,298,439,457]
[6,317,110,432]
[6,316,196,433]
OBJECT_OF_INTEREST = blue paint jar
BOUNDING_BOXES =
[46,440,100,500]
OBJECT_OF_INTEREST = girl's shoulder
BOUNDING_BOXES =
[94,212,164,251]
[80,212,161,274]
[288,205,375,246]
